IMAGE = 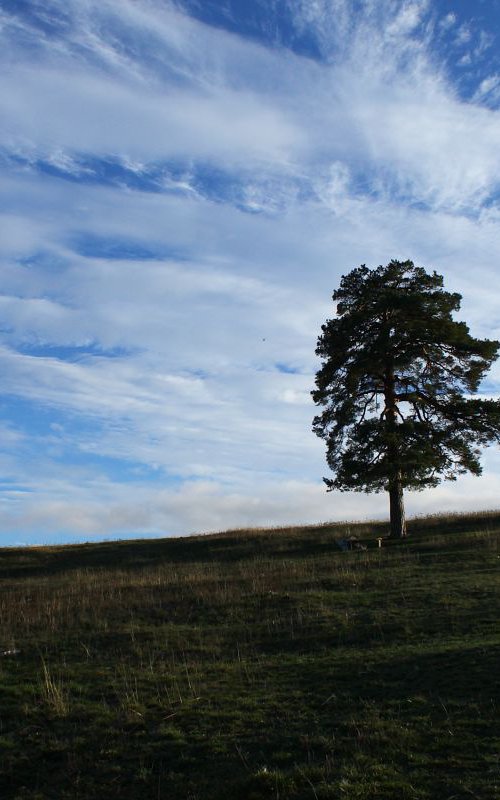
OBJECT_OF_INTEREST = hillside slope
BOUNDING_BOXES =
[1,512,499,799]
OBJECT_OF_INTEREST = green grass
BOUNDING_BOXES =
[0,511,499,799]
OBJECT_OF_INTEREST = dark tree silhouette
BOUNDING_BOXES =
[312,259,500,538]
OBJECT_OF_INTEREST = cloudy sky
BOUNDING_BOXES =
[0,0,499,546]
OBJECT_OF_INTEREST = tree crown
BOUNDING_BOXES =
[313,259,500,493]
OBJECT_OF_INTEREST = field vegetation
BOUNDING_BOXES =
[0,511,499,799]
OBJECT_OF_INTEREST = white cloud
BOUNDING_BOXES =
[0,0,499,543]
[455,24,472,46]
[473,74,500,105]
[440,13,456,32]
[3,0,500,212]
[1,464,499,543]
[0,66,301,165]
[386,1,426,37]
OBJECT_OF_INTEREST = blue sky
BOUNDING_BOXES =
[0,0,499,546]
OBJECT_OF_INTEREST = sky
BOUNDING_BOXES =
[0,0,500,546]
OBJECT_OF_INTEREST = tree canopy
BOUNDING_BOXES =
[312,259,500,537]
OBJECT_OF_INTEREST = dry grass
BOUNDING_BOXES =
[0,510,499,799]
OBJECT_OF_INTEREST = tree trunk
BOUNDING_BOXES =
[384,359,407,538]
[388,474,407,538]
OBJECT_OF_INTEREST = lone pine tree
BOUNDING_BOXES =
[312,260,500,538]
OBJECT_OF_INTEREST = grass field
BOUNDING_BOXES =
[0,511,499,799]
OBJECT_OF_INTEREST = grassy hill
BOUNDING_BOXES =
[1,511,499,799]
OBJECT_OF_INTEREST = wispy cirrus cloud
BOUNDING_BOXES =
[0,0,499,543]
[3,0,500,213]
